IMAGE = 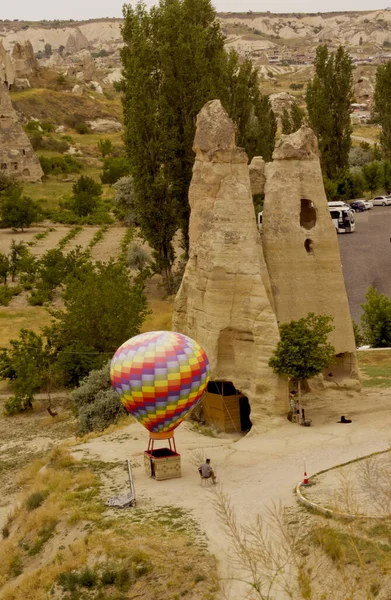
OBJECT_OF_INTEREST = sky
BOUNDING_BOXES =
[1,0,390,21]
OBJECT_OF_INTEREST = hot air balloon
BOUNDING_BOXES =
[111,331,210,479]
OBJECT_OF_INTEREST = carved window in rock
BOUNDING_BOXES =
[300,199,317,230]
[22,168,30,177]
[1,163,7,170]
[11,162,18,171]
[304,238,313,254]
[22,149,26,156]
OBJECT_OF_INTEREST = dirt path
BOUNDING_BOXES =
[29,226,69,256]
[71,387,391,599]
[63,226,101,252]
[90,226,126,262]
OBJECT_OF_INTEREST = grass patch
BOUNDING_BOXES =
[25,490,47,511]
[360,366,391,388]
[0,308,52,348]
[312,525,391,567]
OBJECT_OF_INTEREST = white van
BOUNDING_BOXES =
[329,207,355,233]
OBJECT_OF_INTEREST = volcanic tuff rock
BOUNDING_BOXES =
[269,92,295,115]
[11,41,38,77]
[262,126,360,389]
[249,156,266,196]
[0,81,44,182]
[173,100,286,426]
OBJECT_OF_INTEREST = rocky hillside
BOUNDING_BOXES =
[1,10,391,55]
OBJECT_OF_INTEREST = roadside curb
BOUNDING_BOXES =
[295,449,390,521]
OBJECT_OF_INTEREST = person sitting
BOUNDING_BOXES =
[198,458,217,484]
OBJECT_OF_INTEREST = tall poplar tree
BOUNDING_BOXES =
[374,61,391,159]
[306,45,353,180]
[121,0,276,293]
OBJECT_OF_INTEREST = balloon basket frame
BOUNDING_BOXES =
[144,431,181,481]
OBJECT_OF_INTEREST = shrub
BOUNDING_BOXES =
[39,155,82,176]
[101,156,130,185]
[101,568,116,585]
[0,285,22,306]
[74,121,90,135]
[72,361,127,434]
[25,491,46,511]
[78,568,98,588]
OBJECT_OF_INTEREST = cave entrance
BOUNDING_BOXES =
[300,199,317,230]
[202,381,252,434]
[323,352,356,381]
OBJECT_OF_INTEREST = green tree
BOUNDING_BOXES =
[224,52,276,161]
[306,45,353,179]
[50,260,149,385]
[9,240,28,282]
[0,190,42,231]
[44,43,52,57]
[268,313,335,403]
[291,102,305,131]
[362,161,382,193]
[0,330,51,414]
[121,0,276,293]
[281,108,292,134]
[97,138,113,158]
[360,286,391,348]
[100,156,130,185]
[71,176,102,217]
[0,253,9,285]
[374,61,391,159]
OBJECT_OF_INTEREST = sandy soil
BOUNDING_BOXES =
[304,449,391,517]
[69,387,391,599]
[90,225,126,262]
[0,227,46,255]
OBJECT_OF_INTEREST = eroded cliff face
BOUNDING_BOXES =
[173,100,286,427]
[262,126,360,390]
[0,82,44,182]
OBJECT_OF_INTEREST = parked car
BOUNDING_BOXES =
[363,199,373,209]
[350,200,366,212]
[372,196,391,206]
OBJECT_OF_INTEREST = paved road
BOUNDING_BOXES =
[338,206,391,322]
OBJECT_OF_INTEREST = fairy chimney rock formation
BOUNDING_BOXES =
[262,126,360,389]
[249,156,266,196]
[11,41,38,78]
[0,81,44,182]
[173,100,286,426]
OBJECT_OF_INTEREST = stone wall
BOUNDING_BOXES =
[173,100,287,428]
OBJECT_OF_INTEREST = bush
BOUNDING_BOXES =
[101,156,130,185]
[78,568,98,588]
[74,121,90,135]
[27,284,53,306]
[4,395,33,415]
[0,285,22,306]
[71,361,127,434]
[25,491,47,511]
[101,569,116,585]
[39,155,82,176]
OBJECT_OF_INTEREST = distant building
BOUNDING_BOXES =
[0,81,43,182]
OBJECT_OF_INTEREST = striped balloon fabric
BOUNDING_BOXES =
[110,331,210,434]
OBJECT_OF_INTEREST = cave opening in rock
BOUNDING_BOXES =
[300,199,317,230]
[202,380,252,433]
[304,238,313,254]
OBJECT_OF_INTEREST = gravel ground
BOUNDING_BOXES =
[338,206,391,321]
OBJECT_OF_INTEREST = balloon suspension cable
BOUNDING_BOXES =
[148,430,177,454]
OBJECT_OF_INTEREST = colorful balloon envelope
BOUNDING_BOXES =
[110,331,210,434]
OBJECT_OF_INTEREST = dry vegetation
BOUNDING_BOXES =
[0,446,218,600]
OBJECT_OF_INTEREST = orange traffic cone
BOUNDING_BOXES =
[302,458,310,486]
